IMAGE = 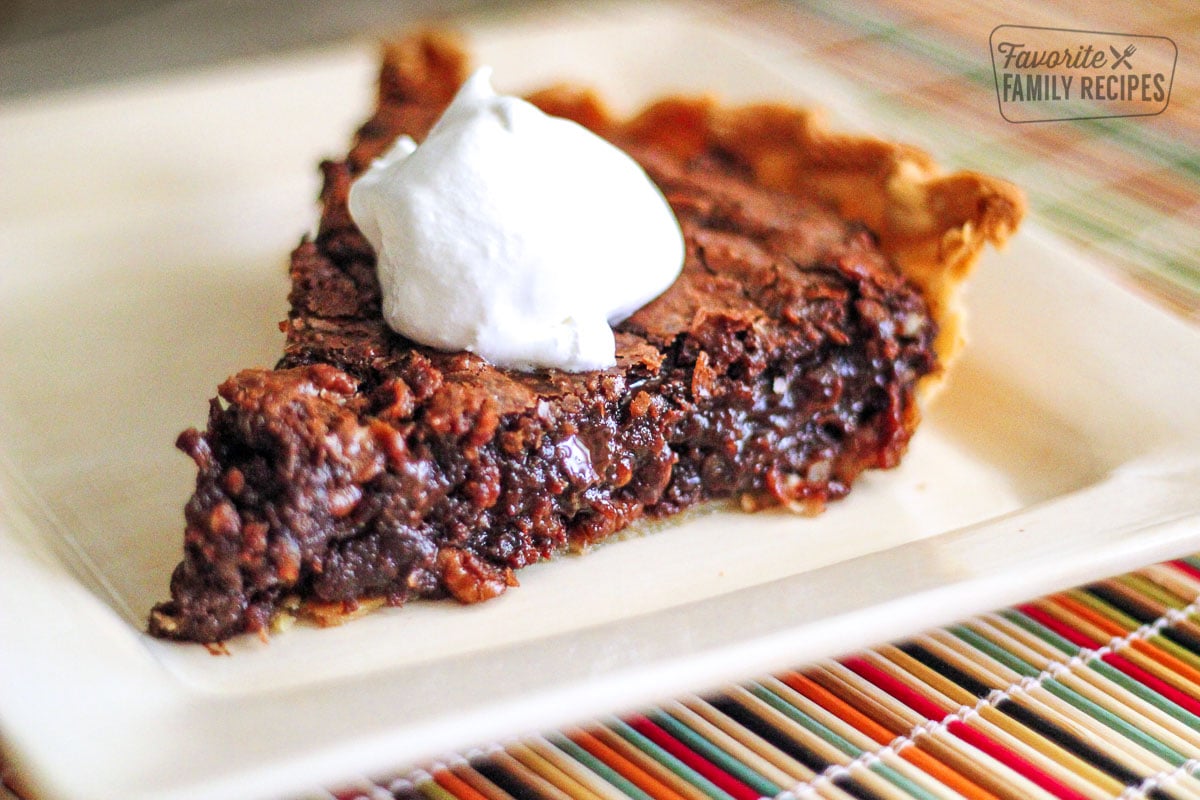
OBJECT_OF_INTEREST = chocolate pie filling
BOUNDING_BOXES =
[149,39,939,643]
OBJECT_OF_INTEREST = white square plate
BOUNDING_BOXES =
[2,5,1199,800]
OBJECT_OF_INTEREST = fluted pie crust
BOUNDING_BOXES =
[149,32,1023,643]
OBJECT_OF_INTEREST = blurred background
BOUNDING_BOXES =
[0,0,529,98]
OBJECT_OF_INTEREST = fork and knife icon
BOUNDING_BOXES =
[1110,43,1137,69]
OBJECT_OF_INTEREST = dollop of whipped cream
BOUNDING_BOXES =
[348,67,685,371]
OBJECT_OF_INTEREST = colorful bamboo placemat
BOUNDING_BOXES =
[326,558,1200,800]
[312,1,1200,798]
[6,560,1200,799]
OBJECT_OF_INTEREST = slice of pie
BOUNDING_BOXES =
[149,32,1023,643]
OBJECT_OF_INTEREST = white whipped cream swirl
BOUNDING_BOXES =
[348,67,685,371]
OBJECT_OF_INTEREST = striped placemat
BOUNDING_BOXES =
[329,558,1200,800]
[5,560,1200,799]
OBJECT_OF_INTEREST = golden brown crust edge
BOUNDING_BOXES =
[527,87,1025,395]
